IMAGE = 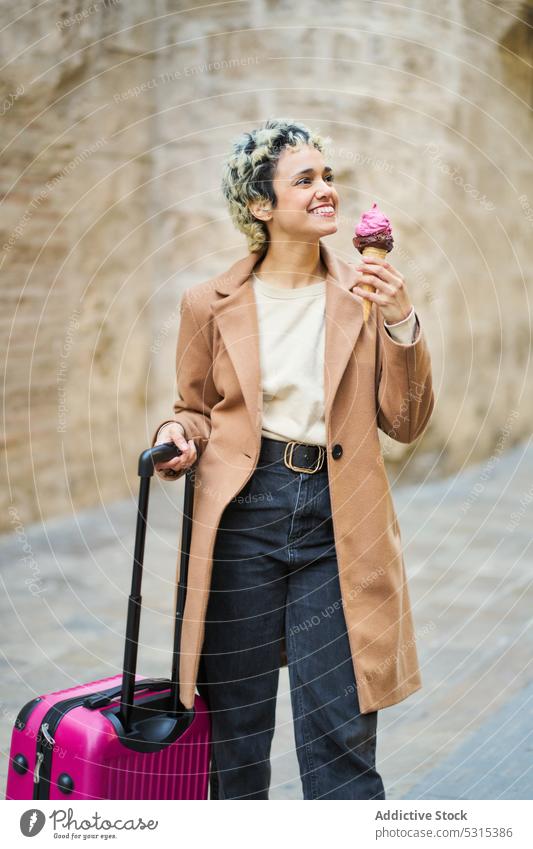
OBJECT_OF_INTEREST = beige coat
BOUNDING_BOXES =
[151,240,435,714]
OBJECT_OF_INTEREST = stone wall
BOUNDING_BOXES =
[1,0,532,530]
[1,1,159,530]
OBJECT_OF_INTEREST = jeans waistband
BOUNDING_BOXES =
[258,436,327,474]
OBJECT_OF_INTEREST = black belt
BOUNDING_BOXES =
[258,436,326,474]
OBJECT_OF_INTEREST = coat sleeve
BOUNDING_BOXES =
[151,289,220,478]
[374,310,435,443]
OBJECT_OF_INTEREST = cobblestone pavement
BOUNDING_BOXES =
[1,439,532,799]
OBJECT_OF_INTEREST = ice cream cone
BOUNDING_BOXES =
[360,246,388,322]
[352,202,394,324]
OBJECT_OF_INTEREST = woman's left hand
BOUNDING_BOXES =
[351,255,413,324]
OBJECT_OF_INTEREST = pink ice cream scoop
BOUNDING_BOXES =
[353,201,394,252]
[352,202,394,322]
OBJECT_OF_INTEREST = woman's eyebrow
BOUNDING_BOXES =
[290,165,334,179]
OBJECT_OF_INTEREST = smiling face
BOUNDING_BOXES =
[250,144,339,245]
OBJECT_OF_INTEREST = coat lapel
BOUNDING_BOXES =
[211,241,365,439]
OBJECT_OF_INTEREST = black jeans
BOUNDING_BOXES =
[196,436,385,800]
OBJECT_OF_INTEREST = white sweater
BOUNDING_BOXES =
[252,272,418,447]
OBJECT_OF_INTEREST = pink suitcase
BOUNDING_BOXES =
[6,444,211,800]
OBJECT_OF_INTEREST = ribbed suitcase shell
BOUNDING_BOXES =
[6,674,210,800]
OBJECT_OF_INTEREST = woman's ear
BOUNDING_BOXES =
[248,200,272,221]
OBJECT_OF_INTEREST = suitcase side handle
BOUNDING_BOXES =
[119,443,195,733]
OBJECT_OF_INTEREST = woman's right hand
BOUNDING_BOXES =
[154,422,198,480]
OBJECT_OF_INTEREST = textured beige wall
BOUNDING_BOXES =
[1,0,532,530]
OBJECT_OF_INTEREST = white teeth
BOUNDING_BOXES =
[310,206,335,215]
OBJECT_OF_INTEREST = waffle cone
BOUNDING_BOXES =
[361,245,389,322]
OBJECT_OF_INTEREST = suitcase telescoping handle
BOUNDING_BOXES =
[119,441,195,733]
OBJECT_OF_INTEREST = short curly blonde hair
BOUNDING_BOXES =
[221,118,331,254]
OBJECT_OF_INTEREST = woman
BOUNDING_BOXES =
[152,118,434,800]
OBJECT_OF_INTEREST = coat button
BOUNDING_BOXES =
[332,443,343,459]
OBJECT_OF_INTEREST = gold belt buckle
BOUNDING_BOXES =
[283,441,325,474]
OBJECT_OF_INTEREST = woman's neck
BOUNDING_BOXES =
[254,241,327,289]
